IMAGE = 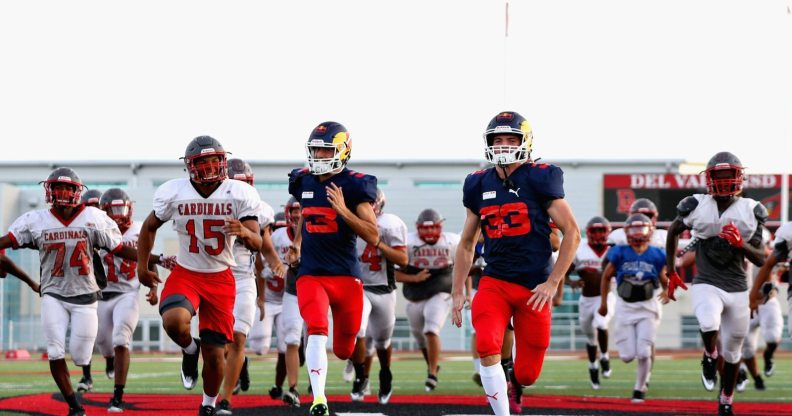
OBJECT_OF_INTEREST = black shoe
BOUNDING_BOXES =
[631,390,645,403]
[198,405,216,416]
[106,356,115,380]
[215,399,232,416]
[424,374,438,392]
[600,358,612,378]
[232,379,241,395]
[239,356,250,391]
[351,377,369,402]
[764,357,775,377]
[108,397,124,413]
[718,402,734,416]
[735,368,748,392]
[282,387,301,408]
[754,376,766,390]
[589,368,601,390]
[76,376,93,393]
[268,385,283,400]
[379,368,393,404]
[701,354,717,391]
[181,338,201,390]
[68,407,86,416]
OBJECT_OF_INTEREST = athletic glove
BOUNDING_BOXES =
[667,270,688,301]
[718,223,743,248]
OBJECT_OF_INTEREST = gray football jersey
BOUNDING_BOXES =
[682,194,763,292]
[8,207,123,298]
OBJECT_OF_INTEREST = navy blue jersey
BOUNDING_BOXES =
[288,167,377,278]
[462,163,565,290]
[606,245,666,286]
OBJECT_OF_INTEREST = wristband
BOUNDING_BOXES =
[375,238,383,250]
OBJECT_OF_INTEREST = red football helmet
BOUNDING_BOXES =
[100,188,133,229]
[704,151,744,198]
[416,208,443,244]
[42,167,85,207]
[624,213,654,246]
[182,136,228,183]
[585,216,611,246]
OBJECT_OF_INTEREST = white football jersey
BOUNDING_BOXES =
[356,213,408,286]
[99,221,142,293]
[8,206,122,298]
[406,231,460,270]
[574,243,608,273]
[262,226,295,304]
[682,194,760,240]
[607,227,668,249]
[153,178,264,273]
[231,202,275,280]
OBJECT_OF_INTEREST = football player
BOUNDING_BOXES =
[347,187,408,403]
[396,208,459,392]
[665,152,767,416]
[568,216,613,389]
[93,188,159,412]
[285,122,379,416]
[0,167,163,416]
[217,158,281,416]
[451,111,580,416]
[598,214,669,403]
[136,137,266,416]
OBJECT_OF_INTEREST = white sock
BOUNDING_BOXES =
[473,358,481,373]
[306,335,329,402]
[601,352,609,361]
[480,363,509,416]
[635,357,650,391]
[201,393,217,407]
[589,361,598,370]
[183,338,198,355]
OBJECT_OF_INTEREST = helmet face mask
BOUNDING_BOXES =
[624,213,653,247]
[183,136,228,184]
[704,152,744,198]
[42,168,84,208]
[100,188,133,229]
[416,208,443,244]
[483,111,533,165]
[305,122,351,175]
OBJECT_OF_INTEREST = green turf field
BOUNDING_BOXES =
[1,352,790,402]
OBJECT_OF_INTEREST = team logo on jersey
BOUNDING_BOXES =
[482,191,496,200]
[508,187,521,197]
[302,191,314,199]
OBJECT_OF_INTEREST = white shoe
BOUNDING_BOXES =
[343,360,355,383]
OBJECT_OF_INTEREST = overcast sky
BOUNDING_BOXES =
[1,1,790,173]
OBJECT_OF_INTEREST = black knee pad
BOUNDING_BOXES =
[200,329,229,346]
[159,294,195,316]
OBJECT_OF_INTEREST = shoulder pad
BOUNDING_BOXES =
[288,167,309,179]
[469,168,488,176]
[346,170,367,179]
[753,203,769,225]
[676,196,699,218]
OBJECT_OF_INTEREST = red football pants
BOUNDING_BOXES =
[297,275,363,360]
[472,276,551,386]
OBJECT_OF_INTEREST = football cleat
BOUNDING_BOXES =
[239,356,250,391]
[764,358,775,377]
[76,376,93,393]
[198,404,216,416]
[701,354,718,391]
[600,358,612,378]
[232,379,241,395]
[342,359,355,383]
[424,374,438,392]
[735,368,748,393]
[472,372,482,387]
[106,356,115,380]
[631,390,645,403]
[589,368,601,390]
[108,397,124,413]
[68,407,87,416]
[351,377,369,402]
[282,387,301,408]
[754,376,766,390]
[718,403,734,416]
[379,368,393,405]
[268,385,283,400]
[215,399,231,416]
[309,398,329,416]
[181,338,201,390]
